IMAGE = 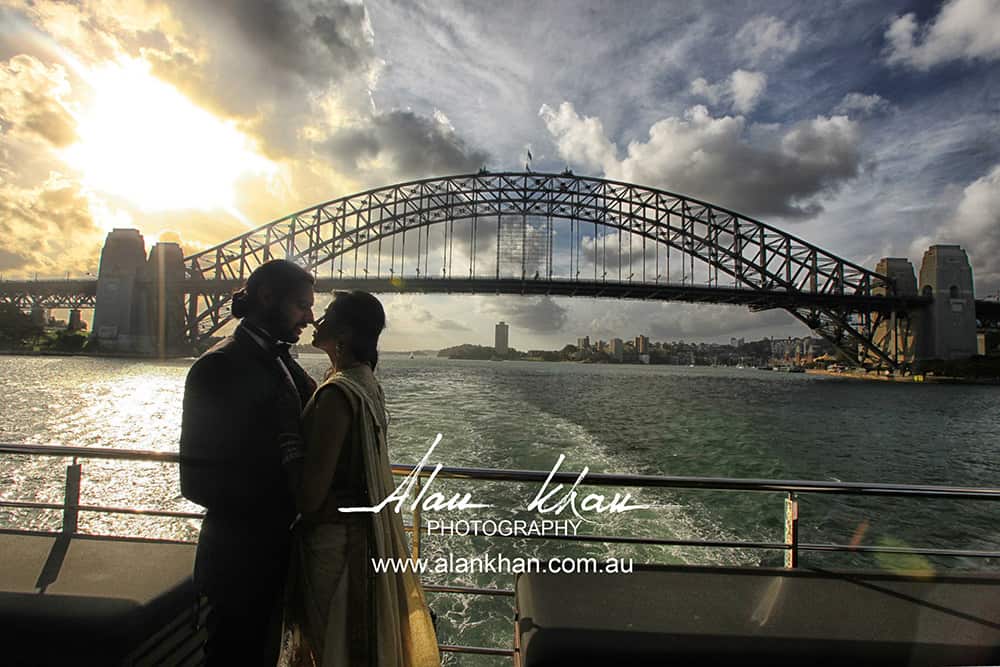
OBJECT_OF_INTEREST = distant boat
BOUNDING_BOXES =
[773,364,806,373]
[409,352,415,359]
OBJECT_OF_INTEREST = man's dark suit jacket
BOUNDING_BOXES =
[179,323,315,600]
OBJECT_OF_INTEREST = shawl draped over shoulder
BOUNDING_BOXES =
[290,365,440,667]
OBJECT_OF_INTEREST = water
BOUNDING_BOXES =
[2,353,999,662]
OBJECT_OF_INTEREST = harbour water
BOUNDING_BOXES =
[2,353,998,660]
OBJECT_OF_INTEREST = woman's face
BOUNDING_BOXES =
[311,307,346,353]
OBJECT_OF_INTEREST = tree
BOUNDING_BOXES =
[0,304,43,348]
[51,330,87,352]
[560,344,579,360]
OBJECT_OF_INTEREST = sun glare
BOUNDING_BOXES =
[62,59,275,214]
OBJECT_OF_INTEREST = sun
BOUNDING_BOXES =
[62,58,276,216]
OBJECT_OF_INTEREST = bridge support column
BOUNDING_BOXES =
[67,309,84,332]
[29,305,47,326]
[916,245,977,361]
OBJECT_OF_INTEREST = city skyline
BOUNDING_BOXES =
[381,318,829,354]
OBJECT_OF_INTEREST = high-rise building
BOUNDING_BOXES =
[635,335,649,354]
[577,336,590,350]
[609,338,624,361]
[495,321,509,355]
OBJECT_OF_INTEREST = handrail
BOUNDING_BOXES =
[3,443,998,500]
[0,443,183,462]
[3,442,998,662]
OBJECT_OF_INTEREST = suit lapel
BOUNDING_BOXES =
[234,325,305,409]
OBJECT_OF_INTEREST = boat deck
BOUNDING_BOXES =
[0,531,205,666]
[515,565,1000,666]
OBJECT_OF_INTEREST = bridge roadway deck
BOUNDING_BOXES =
[11,277,1000,316]
[181,277,931,312]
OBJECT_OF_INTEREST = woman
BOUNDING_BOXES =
[286,290,440,667]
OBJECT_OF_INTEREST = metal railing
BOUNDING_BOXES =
[2,442,1000,660]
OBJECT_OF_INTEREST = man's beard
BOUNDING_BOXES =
[259,306,299,343]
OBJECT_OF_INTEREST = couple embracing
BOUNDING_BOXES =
[179,260,440,666]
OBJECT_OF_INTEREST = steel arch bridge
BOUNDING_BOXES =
[182,171,926,366]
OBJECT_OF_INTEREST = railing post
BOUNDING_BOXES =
[63,459,81,535]
[412,475,422,561]
[783,492,798,569]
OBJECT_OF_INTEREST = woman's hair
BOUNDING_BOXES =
[317,290,386,370]
[230,260,315,319]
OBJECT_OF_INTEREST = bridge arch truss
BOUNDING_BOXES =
[184,172,918,366]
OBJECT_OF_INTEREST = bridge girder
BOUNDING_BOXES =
[0,280,98,310]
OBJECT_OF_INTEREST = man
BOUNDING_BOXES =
[180,259,316,665]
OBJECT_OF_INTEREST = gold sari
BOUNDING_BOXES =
[287,365,440,667]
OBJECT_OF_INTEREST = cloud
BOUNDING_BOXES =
[437,318,473,332]
[690,69,767,114]
[324,109,489,178]
[479,295,568,334]
[142,0,490,193]
[541,102,862,219]
[0,247,29,272]
[580,300,798,342]
[647,304,794,340]
[386,295,472,332]
[0,55,76,147]
[734,16,801,65]
[144,0,379,158]
[910,164,1000,292]
[689,77,723,106]
[884,0,1000,70]
[833,92,891,118]
[536,102,617,173]
[0,172,102,275]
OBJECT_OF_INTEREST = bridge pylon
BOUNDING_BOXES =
[91,229,188,356]
[916,245,977,361]
[92,229,148,352]
[869,257,918,367]
[867,246,979,369]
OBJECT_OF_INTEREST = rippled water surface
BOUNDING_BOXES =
[2,353,999,661]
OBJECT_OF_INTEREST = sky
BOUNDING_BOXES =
[0,0,998,351]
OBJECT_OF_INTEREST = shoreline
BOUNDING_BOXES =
[806,368,1000,385]
[0,349,192,360]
